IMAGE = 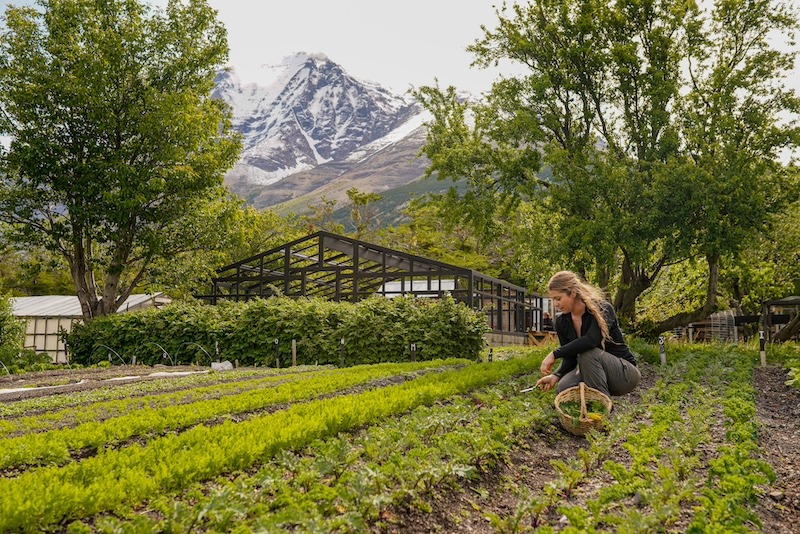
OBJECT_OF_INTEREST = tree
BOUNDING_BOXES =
[0,0,241,320]
[720,200,800,313]
[301,196,345,234]
[345,187,382,240]
[220,204,303,266]
[0,249,74,296]
[415,0,800,334]
[645,0,800,334]
[381,199,495,275]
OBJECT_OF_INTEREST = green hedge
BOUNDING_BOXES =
[0,294,24,349]
[66,295,489,366]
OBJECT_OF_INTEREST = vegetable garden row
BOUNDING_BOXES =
[0,341,798,532]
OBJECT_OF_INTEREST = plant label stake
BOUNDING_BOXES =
[488,348,493,362]
[658,337,666,365]
[291,339,297,367]
[274,338,280,368]
[340,338,345,367]
[759,330,766,367]
[410,343,417,362]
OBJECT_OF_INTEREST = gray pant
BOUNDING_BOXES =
[556,348,640,397]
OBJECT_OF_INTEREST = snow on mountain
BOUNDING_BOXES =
[344,110,431,164]
[214,52,426,193]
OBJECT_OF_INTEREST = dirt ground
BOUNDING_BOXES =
[387,363,800,533]
[753,365,800,534]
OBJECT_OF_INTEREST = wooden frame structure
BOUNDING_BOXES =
[199,231,544,338]
[761,296,800,341]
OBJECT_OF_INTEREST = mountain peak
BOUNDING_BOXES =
[279,51,329,66]
[216,53,423,188]
[243,52,332,91]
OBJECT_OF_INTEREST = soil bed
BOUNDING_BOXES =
[753,364,800,534]
[384,362,800,533]
[383,364,657,533]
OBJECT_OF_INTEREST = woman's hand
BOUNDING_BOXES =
[540,352,556,375]
[536,374,559,392]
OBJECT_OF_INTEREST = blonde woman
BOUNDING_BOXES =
[535,271,640,397]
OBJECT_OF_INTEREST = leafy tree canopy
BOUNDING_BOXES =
[415,0,800,335]
[0,0,241,320]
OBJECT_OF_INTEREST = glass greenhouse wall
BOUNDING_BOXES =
[200,231,545,342]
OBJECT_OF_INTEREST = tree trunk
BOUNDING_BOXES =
[596,265,611,298]
[773,312,800,343]
[68,232,101,322]
[613,252,655,324]
[647,254,720,337]
[69,233,129,322]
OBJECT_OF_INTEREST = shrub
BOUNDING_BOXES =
[0,294,24,350]
[66,295,490,366]
[0,347,56,374]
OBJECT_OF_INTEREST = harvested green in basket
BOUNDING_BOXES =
[559,400,608,427]
[554,383,614,436]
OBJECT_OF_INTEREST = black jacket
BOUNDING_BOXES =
[552,301,636,377]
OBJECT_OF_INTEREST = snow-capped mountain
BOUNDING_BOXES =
[213,53,430,209]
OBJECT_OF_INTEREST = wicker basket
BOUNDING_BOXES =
[554,382,613,436]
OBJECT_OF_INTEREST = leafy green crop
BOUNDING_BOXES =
[0,360,465,471]
[0,356,538,531]
[102,374,552,533]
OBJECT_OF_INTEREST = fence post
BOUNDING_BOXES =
[274,338,280,368]
[759,330,766,367]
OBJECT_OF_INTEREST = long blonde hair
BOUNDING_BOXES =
[547,271,610,344]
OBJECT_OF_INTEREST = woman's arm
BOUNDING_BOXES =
[553,312,603,359]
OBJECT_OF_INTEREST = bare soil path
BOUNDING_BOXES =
[754,365,800,534]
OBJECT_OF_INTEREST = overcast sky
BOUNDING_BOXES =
[204,1,515,94]
[0,0,516,94]
[0,0,798,97]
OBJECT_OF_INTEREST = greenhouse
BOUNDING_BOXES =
[200,231,544,344]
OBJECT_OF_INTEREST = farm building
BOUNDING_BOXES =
[199,231,545,345]
[12,293,172,363]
